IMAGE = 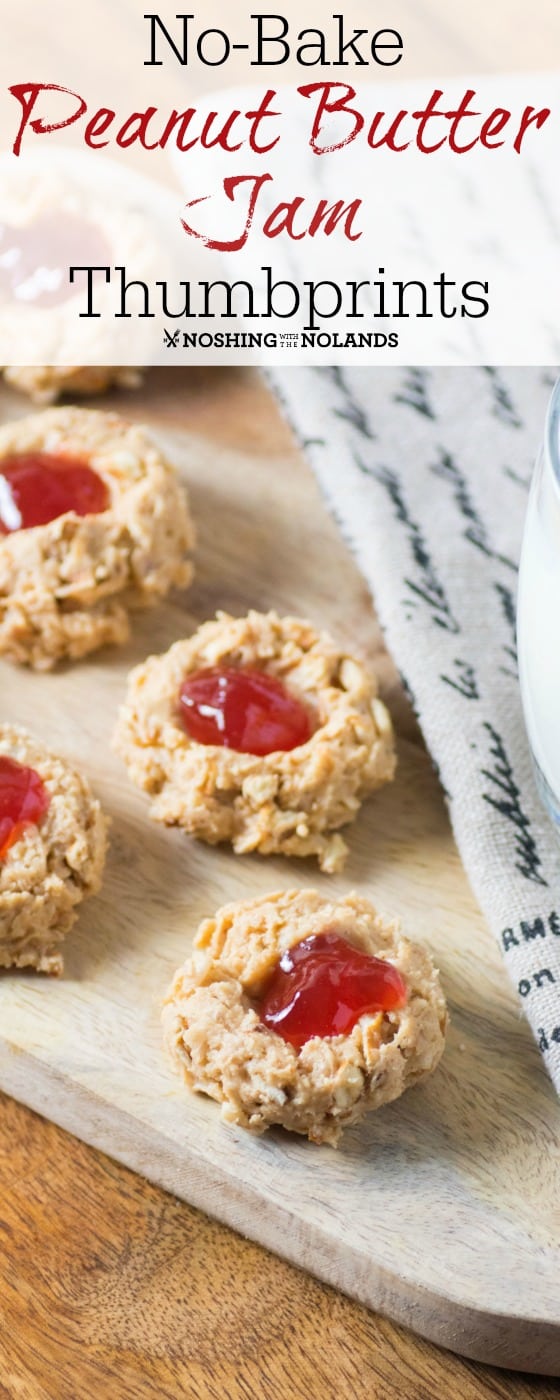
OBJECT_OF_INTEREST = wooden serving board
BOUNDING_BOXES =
[0,368,559,1375]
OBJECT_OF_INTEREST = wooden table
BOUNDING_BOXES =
[0,368,558,1399]
[0,1089,558,1400]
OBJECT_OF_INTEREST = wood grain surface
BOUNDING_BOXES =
[0,368,559,1382]
[1,1088,559,1400]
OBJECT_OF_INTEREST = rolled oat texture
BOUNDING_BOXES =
[114,610,396,872]
[3,366,143,405]
[0,406,195,668]
[0,723,108,974]
[162,889,448,1146]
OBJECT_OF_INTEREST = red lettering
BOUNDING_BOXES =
[158,109,197,151]
[447,90,482,153]
[298,82,363,154]
[367,110,409,151]
[160,97,280,155]
[116,108,160,150]
[307,198,363,240]
[200,110,244,153]
[181,174,272,252]
[412,90,448,154]
[263,198,308,240]
[84,108,115,149]
[247,89,281,155]
[514,105,550,154]
[9,82,87,157]
[479,109,510,149]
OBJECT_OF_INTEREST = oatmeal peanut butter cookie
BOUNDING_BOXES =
[114,611,396,872]
[0,723,107,974]
[3,366,143,405]
[0,406,195,668]
[162,889,447,1146]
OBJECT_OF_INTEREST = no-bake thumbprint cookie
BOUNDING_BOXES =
[0,723,107,974]
[3,366,142,406]
[114,610,396,872]
[162,890,447,1146]
[0,407,195,668]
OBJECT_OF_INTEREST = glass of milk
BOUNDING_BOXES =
[518,377,560,824]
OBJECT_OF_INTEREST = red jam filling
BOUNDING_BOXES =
[178,667,313,756]
[259,931,407,1048]
[0,213,111,308]
[0,452,109,533]
[0,755,50,861]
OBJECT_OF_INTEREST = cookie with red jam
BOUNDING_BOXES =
[162,889,447,1146]
[0,406,195,668]
[0,723,107,973]
[114,610,396,872]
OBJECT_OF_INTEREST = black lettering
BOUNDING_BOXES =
[431,450,516,572]
[364,466,461,635]
[156,281,192,318]
[482,724,548,887]
[534,968,555,988]
[253,15,290,65]
[371,28,403,66]
[144,14,190,66]
[394,280,432,319]
[521,918,546,942]
[296,30,327,66]
[441,659,479,700]
[394,368,435,421]
[197,29,231,66]
[326,367,375,439]
[69,265,110,317]
[114,267,154,318]
[201,280,255,318]
[483,366,523,429]
[461,281,490,317]
[334,16,368,65]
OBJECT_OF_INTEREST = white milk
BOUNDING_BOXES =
[518,395,560,822]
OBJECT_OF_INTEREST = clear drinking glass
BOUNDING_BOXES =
[518,377,560,826]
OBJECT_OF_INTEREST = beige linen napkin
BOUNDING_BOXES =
[269,365,560,1091]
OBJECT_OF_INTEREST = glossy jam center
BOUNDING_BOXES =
[0,755,50,860]
[178,667,313,756]
[0,452,109,533]
[259,931,407,1048]
[0,213,111,308]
